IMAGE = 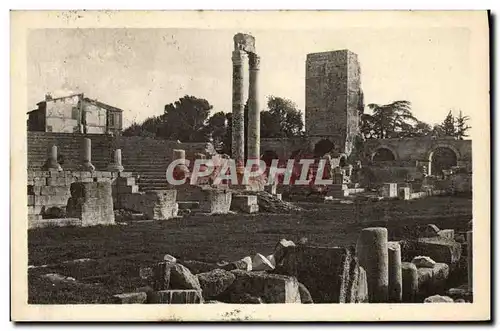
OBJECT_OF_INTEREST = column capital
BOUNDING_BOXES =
[249,53,260,70]
[232,50,246,65]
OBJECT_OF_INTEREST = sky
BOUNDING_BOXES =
[27,27,472,128]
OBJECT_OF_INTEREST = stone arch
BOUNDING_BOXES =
[371,146,398,162]
[313,139,335,158]
[428,145,459,176]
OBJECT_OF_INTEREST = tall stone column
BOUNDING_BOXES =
[231,50,246,172]
[247,53,260,161]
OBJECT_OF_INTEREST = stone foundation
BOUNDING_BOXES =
[66,182,115,226]
[118,190,178,220]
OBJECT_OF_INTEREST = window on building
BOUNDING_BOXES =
[108,113,115,127]
[71,107,79,120]
[46,125,53,132]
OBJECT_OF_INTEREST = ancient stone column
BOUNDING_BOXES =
[356,227,389,303]
[387,241,402,303]
[231,50,246,172]
[82,138,95,171]
[401,262,418,303]
[247,53,260,161]
[467,230,473,291]
[108,149,124,172]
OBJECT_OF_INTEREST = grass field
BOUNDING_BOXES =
[28,196,472,304]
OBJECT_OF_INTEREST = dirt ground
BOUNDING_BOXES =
[27,195,472,304]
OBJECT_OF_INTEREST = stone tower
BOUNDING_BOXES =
[305,50,363,156]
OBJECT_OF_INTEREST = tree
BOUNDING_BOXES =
[454,110,471,140]
[123,116,164,137]
[203,111,228,149]
[440,110,456,137]
[160,95,213,142]
[260,96,304,138]
[363,100,417,139]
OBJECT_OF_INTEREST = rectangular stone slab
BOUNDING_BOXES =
[275,245,356,303]
[229,270,300,303]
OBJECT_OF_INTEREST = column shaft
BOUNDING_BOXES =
[247,53,260,161]
[231,50,245,170]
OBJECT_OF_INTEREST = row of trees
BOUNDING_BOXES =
[123,95,472,151]
[123,95,304,153]
[361,101,471,140]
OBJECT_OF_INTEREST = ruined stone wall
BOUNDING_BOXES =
[305,50,362,156]
[363,138,472,171]
[260,137,309,160]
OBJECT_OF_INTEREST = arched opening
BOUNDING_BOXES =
[313,139,335,158]
[430,147,458,176]
[372,148,396,162]
[261,150,279,167]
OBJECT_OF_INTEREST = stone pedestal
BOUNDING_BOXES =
[231,50,246,172]
[82,138,95,171]
[356,227,389,303]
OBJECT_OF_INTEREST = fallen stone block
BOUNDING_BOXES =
[438,229,455,240]
[222,256,252,272]
[446,284,473,302]
[227,270,300,303]
[398,187,411,200]
[273,239,296,265]
[169,263,202,291]
[199,188,232,214]
[148,289,203,304]
[152,262,174,290]
[251,253,274,271]
[423,294,454,303]
[417,263,450,298]
[380,183,398,198]
[118,190,177,220]
[298,282,313,303]
[112,292,147,304]
[163,254,177,263]
[412,256,436,268]
[415,237,461,265]
[197,269,236,298]
[274,245,357,303]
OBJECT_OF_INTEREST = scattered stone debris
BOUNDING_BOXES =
[255,191,302,213]
[424,295,454,303]
[197,269,236,298]
[411,256,436,268]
